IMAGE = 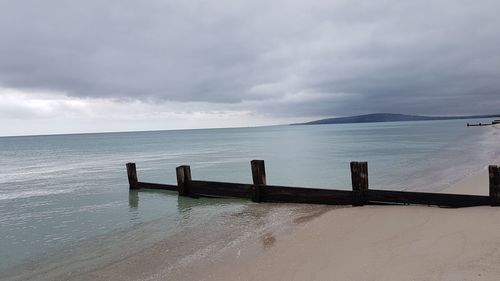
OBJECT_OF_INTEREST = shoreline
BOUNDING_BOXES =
[2,125,499,281]
[2,202,334,281]
[197,125,500,281]
[201,161,500,281]
[32,161,500,281]
[201,126,500,280]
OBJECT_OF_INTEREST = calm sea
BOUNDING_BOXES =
[0,119,499,278]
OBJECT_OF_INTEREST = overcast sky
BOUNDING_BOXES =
[1,0,499,136]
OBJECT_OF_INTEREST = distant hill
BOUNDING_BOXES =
[296,113,500,125]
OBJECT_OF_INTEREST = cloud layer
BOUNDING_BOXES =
[1,0,500,129]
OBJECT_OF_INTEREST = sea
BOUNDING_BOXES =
[0,119,499,280]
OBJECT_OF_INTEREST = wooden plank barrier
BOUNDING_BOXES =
[137,182,177,191]
[191,180,253,199]
[263,185,353,205]
[367,190,489,207]
[126,160,497,208]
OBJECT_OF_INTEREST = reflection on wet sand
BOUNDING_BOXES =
[293,206,337,224]
[260,232,276,249]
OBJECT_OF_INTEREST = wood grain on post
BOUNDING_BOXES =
[126,163,139,190]
[489,165,500,206]
[351,161,368,206]
[176,165,192,196]
[251,160,266,203]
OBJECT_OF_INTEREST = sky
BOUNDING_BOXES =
[1,0,499,136]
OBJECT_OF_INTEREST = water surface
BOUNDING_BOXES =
[1,119,498,277]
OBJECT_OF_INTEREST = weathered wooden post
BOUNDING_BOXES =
[126,163,139,190]
[489,165,500,206]
[251,160,266,203]
[351,161,368,206]
[176,165,192,196]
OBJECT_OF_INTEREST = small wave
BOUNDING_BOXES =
[0,189,73,201]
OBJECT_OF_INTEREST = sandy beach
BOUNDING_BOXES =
[199,125,500,281]
[201,165,500,281]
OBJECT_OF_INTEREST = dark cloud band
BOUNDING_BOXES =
[0,0,499,117]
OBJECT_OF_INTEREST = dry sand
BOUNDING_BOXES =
[203,166,500,281]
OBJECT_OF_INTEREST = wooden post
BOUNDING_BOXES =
[489,165,500,206]
[126,163,139,190]
[351,161,368,206]
[251,160,266,202]
[176,165,192,196]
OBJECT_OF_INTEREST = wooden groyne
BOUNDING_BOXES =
[126,161,500,208]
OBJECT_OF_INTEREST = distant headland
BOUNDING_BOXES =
[295,113,500,125]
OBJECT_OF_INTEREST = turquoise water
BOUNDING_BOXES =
[0,119,499,277]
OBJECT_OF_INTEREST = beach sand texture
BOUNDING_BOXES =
[203,167,500,281]
[199,124,500,281]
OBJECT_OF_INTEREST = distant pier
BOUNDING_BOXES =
[467,122,492,127]
[467,120,499,126]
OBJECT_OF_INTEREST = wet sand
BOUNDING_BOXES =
[2,202,334,281]
[204,166,500,281]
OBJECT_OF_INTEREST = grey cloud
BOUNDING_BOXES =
[0,0,499,118]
